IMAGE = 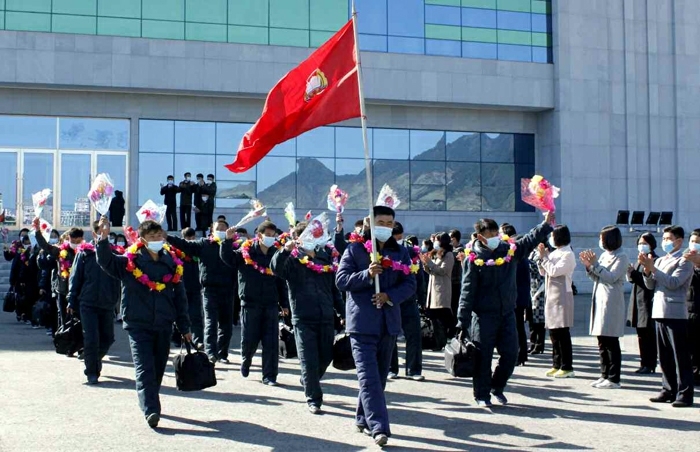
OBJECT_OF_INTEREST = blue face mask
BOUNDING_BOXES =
[691,242,700,253]
[373,226,393,243]
[638,244,651,255]
[146,240,164,253]
[261,236,277,248]
[421,246,428,253]
[661,240,675,254]
[486,236,500,250]
[433,242,441,251]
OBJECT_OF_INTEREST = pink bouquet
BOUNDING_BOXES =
[32,188,52,218]
[298,212,331,250]
[327,185,349,213]
[88,173,115,215]
[521,175,559,212]
[136,200,167,224]
[124,225,139,245]
[234,199,267,228]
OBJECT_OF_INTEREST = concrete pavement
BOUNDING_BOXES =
[1,296,698,452]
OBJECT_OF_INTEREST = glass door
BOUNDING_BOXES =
[20,151,55,226]
[0,151,19,228]
[96,153,128,226]
[60,152,92,228]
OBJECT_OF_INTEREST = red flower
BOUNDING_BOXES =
[381,257,392,269]
[162,274,173,283]
[172,274,181,284]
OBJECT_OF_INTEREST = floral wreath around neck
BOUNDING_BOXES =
[349,233,419,275]
[240,233,289,275]
[125,241,183,291]
[58,242,75,278]
[209,233,243,249]
[465,234,517,267]
[290,243,339,274]
[10,241,31,266]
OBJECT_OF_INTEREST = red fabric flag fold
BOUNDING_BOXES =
[226,19,360,173]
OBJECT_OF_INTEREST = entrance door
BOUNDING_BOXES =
[20,151,55,227]
[0,151,18,227]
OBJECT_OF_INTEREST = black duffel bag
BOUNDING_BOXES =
[32,300,52,327]
[3,290,16,313]
[332,332,355,371]
[420,314,447,351]
[54,316,84,355]
[279,323,297,359]
[444,337,476,378]
[173,341,217,391]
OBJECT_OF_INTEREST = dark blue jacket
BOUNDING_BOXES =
[37,250,55,293]
[336,238,416,336]
[96,239,190,333]
[35,232,75,295]
[182,256,201,293]
[515,258,531,309]
[67,247,121,311]
[167,236,235,289]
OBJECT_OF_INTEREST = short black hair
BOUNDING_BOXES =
[212,219,229,229]
[552,225,571,247]
[449,229,461,242]
[167,175,174,179]
[235,227,248,235]
[293,221,308,238]
[354,219,364,228]
[638,232,657,250]
[664,225,685,240]
[116,233,127,242]
[184,172,191,177]
[138,220,163,238]
[182,227,196,239]
[50,229,61,238]
[257,221,277,235]
[392,222,403,236]
[600,225,622,251]
[196,173,204,178]
[422,239,433,251]
[217,215,226,221]
[692,229,700,239]
[405,235,418,247]
[373,205,395,218]
[435,232,453,253]
[207,174,215,179]
[474,219,499,235]
[108,232,117,238]
[68,227,84,239]
[500,223,517,237]
[19,228,29,236]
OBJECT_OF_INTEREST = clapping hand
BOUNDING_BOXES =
[419,253,430,265]
[683,249,700,266]
[284,239,296,252]
[638,252,656,274]
[579,250,597,268]
[537,243,549,259]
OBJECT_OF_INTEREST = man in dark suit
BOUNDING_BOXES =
[178,172,195,229]
[160,175,179,232]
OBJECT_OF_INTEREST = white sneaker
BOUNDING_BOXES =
[590,378,606,387]
[596,380,621,389]
[388,372,399,380]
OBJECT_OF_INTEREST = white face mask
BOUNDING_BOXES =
[146,240,164,253]
[108,237,116,245]
[116,241,126,247]
[433,242,441,251]
[691,242,700,253]
[638,244,651,254]
[214,231,227,241]
[167,180,174,185]
[396,239,404,246]
[185,177,190,182]
[69,242,81,250]
[49,238,59,245]
[201,196,209,202]
[548,236,556,249]
[373,226,393,243]
[261,236,277,248]
[207,180,213,185]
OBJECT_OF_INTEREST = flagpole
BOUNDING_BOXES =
[351,1,382,298]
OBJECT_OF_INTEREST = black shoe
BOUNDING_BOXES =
[528,347,544,355]
[672,400,693,408]
[636,367,655,374]
[240,364,250,378]
[374,433,389,447]
[219,358,230,364]
[86,375,99,385]
[146,413,160,428]
[491,389,508,405]
[307,403,322,415]
[649,393,674,403]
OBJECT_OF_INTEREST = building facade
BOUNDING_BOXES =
[0,0,697,249]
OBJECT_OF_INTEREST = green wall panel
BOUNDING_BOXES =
[498,29,531,45]
[462,26,497,43]
[531,32,551,47]
[142,19,184,39]
[52,14,97,34]
[98,16,141,37]
[98,0,141,19]
[310,0,346,32]
[425,24,461,40]
[228,25,268,45]
[0,12,4,30]
[186,0,226,25]
[427,0,461,6]
[186,22,226,42]
[461,0,496,9]
[270,0,309,30]
[6,0,51,14]
[143,0,184,22]
[5,11,50,31]
[228,0,268,27]
[497,0,530,12]
[269,27,309,47]
[310,30,333,47]
[53,0,97,16]
[531,0,550,14]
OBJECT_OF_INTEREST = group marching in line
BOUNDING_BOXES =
[4,201,700,448]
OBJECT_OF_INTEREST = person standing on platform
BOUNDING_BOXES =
[179,172,195,229]
[193,174,205,235]
[160,176,179,232]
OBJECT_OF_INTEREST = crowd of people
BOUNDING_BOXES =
[159,172,218,232]
[3,204,700,447]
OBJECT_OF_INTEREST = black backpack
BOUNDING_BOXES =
[173,341,217,392]
[279,323,297,359]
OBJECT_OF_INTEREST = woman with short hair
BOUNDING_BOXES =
[420,232,456,340]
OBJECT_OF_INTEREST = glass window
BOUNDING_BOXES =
[532,13,549,32]
[310,0,347,32]
[22,152,54,226]
[142,0,184,21]
[297,127,335,158]
[5,12,51,32]
[175,121,215,154]
[0,152,18,225]
[461,7,497,28]
[515,163,536,212]
[425,5,461,26]
[446,132,480,162]
[481,163,515,211]
[532,46,550,63]
[373,129,408,160]
[269,137,296,157]
[425,24,461,40]
[497,0,530,13]
[98,17,141,37]
[216,123,252,155]
[269,0,309,29]
[59,118,129,150]
[497,11,531,31]
[138,153,174,205]
[228,0,268,27]
[358,34,387,52]
[388,0,424,38]
[98,0,141,19]
[335,158,368,210]
[514,133,535,164]
[186,0,227,25]
[481,133,514,162]
[388,36,424,54]
[336,127,370,158]
[462,42,497,59]
[216,180,256,208]
[0,116,56,148]
[139,120,174,154]
[296,157,334,209]
[411,130,445,160]
[447,162,481,211]
[256,156,296,208]
[60,153,92,228]
[410,160,445,185]
[228,25,268,45]
[174,153,215,185]
[462,27,497,43]
[410,190,446,211]
[498,29,531,45]
[354,0,387,35]
[53,0,96,16]
[373,159,408,210]
[497,43,532,61]
[96,154,128,201]
[425,39,461,57]
[215,155,255,182]
[142,20,185,40]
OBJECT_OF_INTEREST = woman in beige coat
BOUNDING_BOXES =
[538,225,577,379]
[420,232,456,338]
[581,226,629,390]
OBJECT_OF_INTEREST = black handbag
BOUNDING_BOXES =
[279,323,297,359]
[3,290,16,313]
[420,314,447,351]
[332,332,355,371]
[54,316,84,355]
[173,341,217,391]
[444,337,475,378]
[32,300,52,327]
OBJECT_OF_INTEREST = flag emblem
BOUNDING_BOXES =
[304,69,328,102]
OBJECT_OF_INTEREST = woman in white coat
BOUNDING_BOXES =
[580,226,629,389]
[538,225,577,379]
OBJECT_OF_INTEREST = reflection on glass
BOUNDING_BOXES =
[411,130,445,160]
[373,159,409,210]
[0,152,18,225]
[481,163,515,212]
[462,8,497,28]
[138,153,174,205]
[354,0,387,35]
[22,153,54,225]
[447,162,480,211]
[296,157,334,209]
[515,163,536,212]
[335,158,368,210]
[175,153,216,184]
[447,132,480,162]
[481,133,514,163]
[0,116,57,149]
[175,121,215,154]
[60,154,91,228]
[140,120,174,153]
[410,160,445,210]
[59,118,129,150]
[97,154,128,226]
[216,123,252,155]
[373,129,409,160]
[269,137,296,157]
[425,5,460,26]
[257,156,295,208]
[497,11,531,32]
[216,181,256,208]
[336,127,368,158]
[215,155,256,182]
[410,161,445,185]
[297,127,334,158]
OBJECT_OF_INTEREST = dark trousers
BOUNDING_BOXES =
[530,322,546,351]
[165,204,177,231]
[515,306,528,363]
[187,289,204,346]
[390,301,422,376]
[80,305,115,378]
[470,311,518,401]
[351,331,396,437]
[657,319,694,402]
[127,328,171,416]
[56,293,68,328]
[240,304,279,381]
[688,314,700,379]
[180,205,192,229]
[450,283,460,317]
[597,336,621,383]
[549,327,573,371]
[294,321,335,406]
[636,324,658,369]
[203,287,233,360]
[428,307,455,340]
[233,292,241,326]
[194,210,203,232]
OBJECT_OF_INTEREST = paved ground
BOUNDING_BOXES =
[1,296,698,452]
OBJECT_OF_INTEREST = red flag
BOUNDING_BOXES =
[226,20,360,173]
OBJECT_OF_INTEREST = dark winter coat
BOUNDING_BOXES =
[686,268,700,315]
[35,232,75,295]
[160,183,179,206]
[166,236,235,289]
[67,247,120,311]
[109,191,126,227]
[627,261,657,328]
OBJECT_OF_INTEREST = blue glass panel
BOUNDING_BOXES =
[215,122,253,155]
[532,13,548,32]
[59,118,129,150]
[335,126,370,158]
[388,0,423,38]
[358,33,387,52]
[498,43,532,61]
[139,120,174,153]
[425,5,460,26]
[174,121,215,154]
[514,163,536,212]
[388,36,424,54]
[462,41,497,59]
[514,134,535,164]
[426,39,461,57]
[256,156,296,208]
[138,153,174,205]
[532,46,549,63]
[297,126,334,157]
[373,129,408,159]
[0,115,56,148]
[461,7,497,29]
[269,137,296,157]
[354,0,387,35]
[497,11,531,31]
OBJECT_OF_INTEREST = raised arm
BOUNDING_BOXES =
[514,222,553,261]
[166,235,204,257]
[334,230,348,256]
[34,227,58,257]
[219,238,241,270]
[96,238,128,280]
[425,252,454,276]
[270,248,294,281]
[589,254,629,285]
[647,259,694,291]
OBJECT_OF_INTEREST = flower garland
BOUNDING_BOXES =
[8,241,31,266]
[125,242,183,292]
[209,233,242,249]
[173,247,197,263]
[290,244,339,274]
[465,234,517,267]
[111,244,125,255]
[58,243,74,278]
[363,240,419,275]
[240,237,286,275]
[77,242,96,253]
